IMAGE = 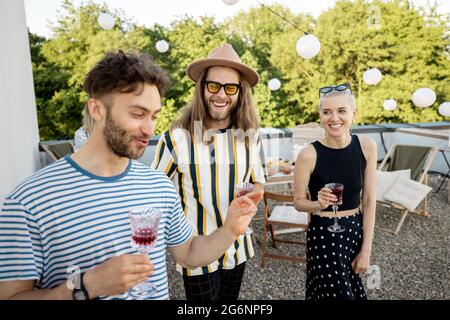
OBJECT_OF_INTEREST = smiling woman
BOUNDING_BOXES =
[319,97,356,140]
[293,82,377,300]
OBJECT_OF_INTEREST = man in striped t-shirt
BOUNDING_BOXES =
[152,44,267,300]
[0,51,263,300]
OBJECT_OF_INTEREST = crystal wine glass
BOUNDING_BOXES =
[324,183,345,233]
[128,206,162,298]
[234,182,254,236]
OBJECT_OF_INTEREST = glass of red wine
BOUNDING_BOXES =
[234,182,255,236]
[324,183,345,233]
[128,206,162,298]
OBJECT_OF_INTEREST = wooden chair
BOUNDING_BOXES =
[260,190,309,267]
[377,144,438,235]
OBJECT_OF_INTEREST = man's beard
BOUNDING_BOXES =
[103,110,147,159]
[206,97,237,121]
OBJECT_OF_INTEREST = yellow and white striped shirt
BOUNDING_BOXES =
[151,127,267,276]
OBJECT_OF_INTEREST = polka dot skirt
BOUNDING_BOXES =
[305,212,367,300]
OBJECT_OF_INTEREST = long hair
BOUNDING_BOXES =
[171,68,260,144]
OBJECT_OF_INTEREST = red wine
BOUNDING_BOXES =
[132,228,156,246]
[235,182,254,198]
[236,190,251,197]
[330,188,343,205]
[281,166,293,174]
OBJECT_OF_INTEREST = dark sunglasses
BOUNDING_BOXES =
[204,81,241,96]
[319,83,352,96]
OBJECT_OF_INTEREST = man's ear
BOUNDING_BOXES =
[87,98,105,121]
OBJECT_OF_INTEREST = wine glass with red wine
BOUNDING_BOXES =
[324,183,345,233]
[234,182,255,236]
[128,206,162,298]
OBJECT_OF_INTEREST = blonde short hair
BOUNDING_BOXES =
[318,90,356,111]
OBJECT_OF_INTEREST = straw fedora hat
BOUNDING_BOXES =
[186,43,260,87]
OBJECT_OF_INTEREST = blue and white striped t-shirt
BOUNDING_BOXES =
[0,156,193,300]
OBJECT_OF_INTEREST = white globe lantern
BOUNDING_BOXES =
[268,78,281,91]
[412,88,436,108]
[296,34,321,59]
[363,68,382,85]
[438,102,450,117]
[98,13,115,30]
[222,0,239,5]
[155,40,169,53]
[383,99,397,111]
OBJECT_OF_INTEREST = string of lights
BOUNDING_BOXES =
[249,0,446,113]
[98,1,449,114]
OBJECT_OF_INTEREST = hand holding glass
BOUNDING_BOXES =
[324,183,345,233]
[128,206,161,298]
[234,182,254,236]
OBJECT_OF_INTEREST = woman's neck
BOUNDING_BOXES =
[322,133,352,149]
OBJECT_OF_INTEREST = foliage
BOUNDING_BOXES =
[30,0,450,140]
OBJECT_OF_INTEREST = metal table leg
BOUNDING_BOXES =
[436,150,450,193]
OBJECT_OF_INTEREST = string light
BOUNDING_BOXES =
[383,99,397,111]
[97,13,115,30]
[268,78,281,91]
[412,88,436,108]
[363,68,382,85]
[155,40,169,53]
[222,0,239,5]
[296,35,321,59]
[438,102,450,117]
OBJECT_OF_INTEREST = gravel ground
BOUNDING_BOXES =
[167,173,450,300]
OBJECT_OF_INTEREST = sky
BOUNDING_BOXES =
[24,0,450,38]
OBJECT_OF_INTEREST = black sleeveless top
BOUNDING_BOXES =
[309,135,366,211]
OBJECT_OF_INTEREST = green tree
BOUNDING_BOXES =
[141,16,228,133]
[224,4,314,127]
[31,0,450,140]
[29,31,70,139]
[164,16,227,106]
[286,0,450,125]
[37,0,149,139]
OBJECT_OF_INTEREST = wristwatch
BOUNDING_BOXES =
[72,272,90,300]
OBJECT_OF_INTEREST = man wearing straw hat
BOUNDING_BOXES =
[152,43,266,300]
